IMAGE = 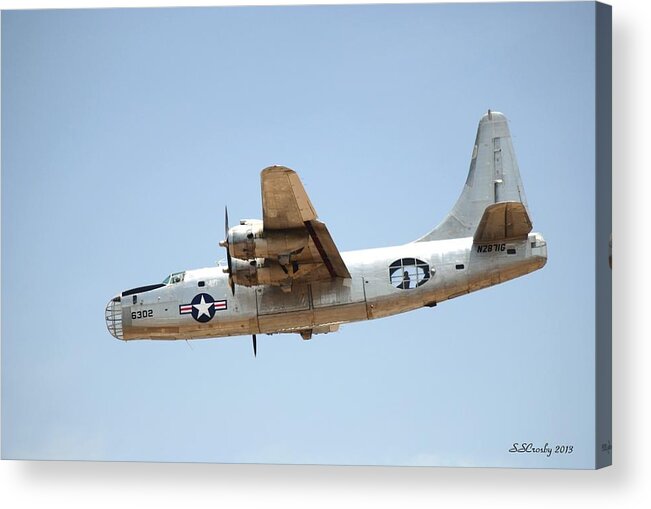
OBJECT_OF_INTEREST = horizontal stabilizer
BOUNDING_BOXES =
[473,202,532,244]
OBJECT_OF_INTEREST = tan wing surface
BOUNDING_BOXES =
[262,166,317,229]
[261,166,351,279]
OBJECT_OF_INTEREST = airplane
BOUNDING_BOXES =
[105,110,547,355]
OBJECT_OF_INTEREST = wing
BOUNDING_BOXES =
[261,166,351,280]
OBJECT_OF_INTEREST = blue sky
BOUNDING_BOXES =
[2,2,598,467]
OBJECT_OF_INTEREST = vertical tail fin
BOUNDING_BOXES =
[417,111,529,242]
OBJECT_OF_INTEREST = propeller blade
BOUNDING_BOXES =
[252,334,257,357]
[227,251,235,296]
[224,205,229,239]
[223,206,235,295]
[226,248,235,295]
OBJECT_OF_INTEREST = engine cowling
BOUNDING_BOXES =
[226,219,308,261]
[230,258,291,287]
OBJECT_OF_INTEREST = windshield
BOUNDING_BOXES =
[162,271,185,285]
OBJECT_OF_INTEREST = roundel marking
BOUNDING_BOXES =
[179,293,228,323]
[190,293,216,322]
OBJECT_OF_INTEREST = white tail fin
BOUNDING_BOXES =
[417,111,529,242]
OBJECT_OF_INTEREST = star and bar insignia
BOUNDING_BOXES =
[179,293,227,323]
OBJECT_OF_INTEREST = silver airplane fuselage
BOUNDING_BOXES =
[106,233,547,341]
[105,111,547,345]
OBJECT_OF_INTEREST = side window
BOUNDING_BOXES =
[388,258,432,290]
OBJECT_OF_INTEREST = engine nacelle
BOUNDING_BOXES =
[230,258,291,287]
[226,219,308,261]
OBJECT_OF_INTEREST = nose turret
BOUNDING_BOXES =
[105,295,124,340]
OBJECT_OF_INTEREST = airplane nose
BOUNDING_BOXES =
[105,295,124,340]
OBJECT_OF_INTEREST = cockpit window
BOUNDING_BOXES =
[163,271,185,285]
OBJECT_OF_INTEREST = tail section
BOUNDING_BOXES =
[417,111,529,242]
